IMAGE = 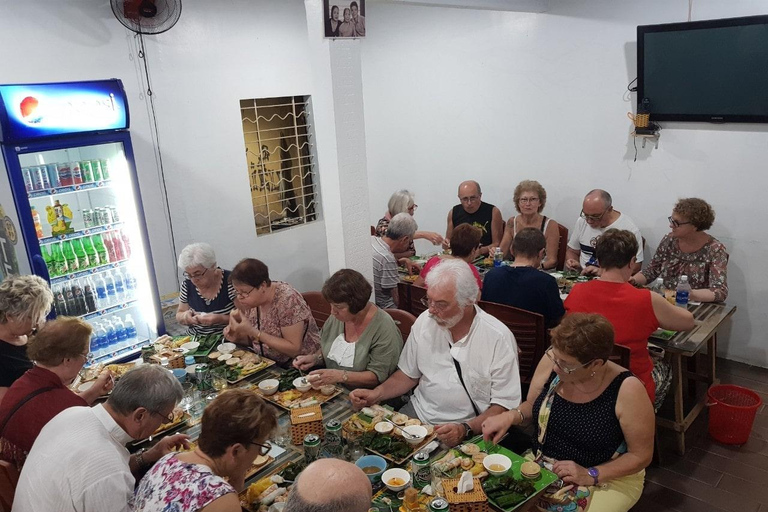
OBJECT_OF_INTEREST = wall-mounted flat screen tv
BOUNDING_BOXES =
[637,15,768,123]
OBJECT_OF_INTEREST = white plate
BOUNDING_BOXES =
[217,353,233,361]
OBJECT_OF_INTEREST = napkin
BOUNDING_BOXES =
[457,471,474,493]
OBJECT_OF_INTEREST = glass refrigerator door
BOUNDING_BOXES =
[20,142,158,364]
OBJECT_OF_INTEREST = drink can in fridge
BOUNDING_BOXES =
[32,166,50,190]
[82,209,95,228]
[45,164,60,188]
[57,163,73,186]
[70,162,83,185]
[90,160,103,182]
[80,160,94,182]
[102,207,113,225]
[108,206,120,223]
[21,167,34,192]
[100,159,110,180]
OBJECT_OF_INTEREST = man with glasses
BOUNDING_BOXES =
[14,365,187,512]
[372,212,419,309]
[351,259,520,448]
[444,180,503,256]
[565,189,643,275]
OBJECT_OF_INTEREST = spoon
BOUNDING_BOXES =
[383,418,418,440]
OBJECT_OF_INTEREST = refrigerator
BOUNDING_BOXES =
[0,79,164,365]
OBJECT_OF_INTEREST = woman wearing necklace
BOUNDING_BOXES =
[498,180,560,270]
[482,313,655,512]
[225,258,320,367]
[293,269,403,389]
[132,389,277,512]
[564,229,694,407]
[176,243,236,337]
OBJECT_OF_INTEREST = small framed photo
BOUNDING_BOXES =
[324,0,366,38]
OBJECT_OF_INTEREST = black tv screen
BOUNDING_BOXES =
[637,15,768,123]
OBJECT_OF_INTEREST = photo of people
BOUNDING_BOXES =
[324,0,365,38]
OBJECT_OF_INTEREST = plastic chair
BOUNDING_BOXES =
[301,291,332,330]
[384,308,417,343]
[0,460,19,512]
[556,222,569,271]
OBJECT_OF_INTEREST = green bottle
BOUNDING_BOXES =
[92,234,109,265]
[41,244,53,274]
[62,240,78,272]
[82,236,99,267]
[51,242,68,276]
[72,238,89,268]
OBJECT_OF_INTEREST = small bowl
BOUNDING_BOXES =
[217,342,236,354]
[258,379,279,396]
[374,421,394,434]
[355,455,387,482]
[320,385,336,396]
[180,341,200,352]
[293,377,312,392]
[402,425,428,446]
[381,468,411,492]
[217,353,233,362]
[483,454,512,476]
[171,368,187,383]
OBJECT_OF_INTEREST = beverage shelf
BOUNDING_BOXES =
[28,179,114,199]
[39,222,124,246]
[75,298,139,322]
[88,338,149,367]
[50,259,128,286]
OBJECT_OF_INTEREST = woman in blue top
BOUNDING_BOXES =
[176,243,235,337]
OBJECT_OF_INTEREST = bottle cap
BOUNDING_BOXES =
[185,356,195,365]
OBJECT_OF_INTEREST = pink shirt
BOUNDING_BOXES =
[419,256,483,289]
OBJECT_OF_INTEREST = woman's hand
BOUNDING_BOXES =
[293,354,318,372]
[181,309,199,326]
[481,411,515,445]
[552,460,593,486]
[307,369,342,386]
[93,369,114,395]
[421,231,444,245]
[225,310,253,344]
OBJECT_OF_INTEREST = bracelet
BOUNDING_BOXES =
[135,448,149,471]
[315,353,324,364]
[512,408,525,424]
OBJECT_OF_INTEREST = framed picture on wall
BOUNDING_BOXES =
[323,0,365,38]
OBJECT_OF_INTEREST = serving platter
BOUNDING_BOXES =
[343,408,436,465]
[240,461,304,512]
[224,356,277,384]
[251,380,343,410]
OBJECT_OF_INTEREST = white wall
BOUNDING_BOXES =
[361,0,768,366]
[0,0,331,296]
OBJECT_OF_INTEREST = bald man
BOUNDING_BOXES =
[445,180,503,256]
[283,458,372,512]
[566,189,644,275]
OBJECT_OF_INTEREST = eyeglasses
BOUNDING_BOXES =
[250,440,272,456]
[420,297,451,313]
[519,197,540,204]
[668,216,692,228]
[235,286,256,299]
[183,267,209,280]
[459,195,480,204]
[580,208,610,222]
[408,204,418,211]
[545,347,595,375]
[150,409,175,423]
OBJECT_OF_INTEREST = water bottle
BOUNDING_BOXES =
[104,319,119,350]
[650,277,665,297]
[103,272,116,307]
[124,314,138,344]
[675,275,692,308]
[94,274,108,306]
[112,316,128,349]
[124,269,137,300]
[93,323,109,357]
[112,269,125,303]
[493,247,503,268]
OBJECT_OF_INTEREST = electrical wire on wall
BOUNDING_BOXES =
[688,0,694,22]
[132,31,179,276]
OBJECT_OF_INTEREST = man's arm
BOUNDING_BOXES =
[565,247,582,270]
[349,370,419,408]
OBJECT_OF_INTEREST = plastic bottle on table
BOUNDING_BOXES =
[675,275,691,308]
[493,247,503,267]
[650,277,665,297]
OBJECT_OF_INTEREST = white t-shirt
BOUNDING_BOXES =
[398,306,521,424]
[567,213,644,268]
[372,236,399,309]
[13,404,134,512]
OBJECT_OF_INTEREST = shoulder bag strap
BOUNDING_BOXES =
[0,386,56,436]
[449,350,481,417]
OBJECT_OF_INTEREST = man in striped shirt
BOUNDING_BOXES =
[372,213,418,309]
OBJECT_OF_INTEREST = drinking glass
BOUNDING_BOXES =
[210,366,229,392]
[430,463,451,498]
[346,431,365,462]
[272,417,292,448]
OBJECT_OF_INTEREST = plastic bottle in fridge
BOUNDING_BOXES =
[64,284,78,316]
[31,206,43,239]
[53,286,68,316]
[112,269,125,303]
[21,167,34,192]
[94,274,109,307]
[62,240,78,272]
[110,231,126,261]
[71,280,87,316]
[72,238,89,269]
[45,163,60,188]
[82,236,99,267]
[124,314,138,344]
[119,229,132,259]
[112,316,128,349]
[102,272,116,307]
[123,268,137,300]
[92,234,109,265]
[83,277,100,312]
[41,244,53,273]
[102,231,117,262]
[51,242,68,276]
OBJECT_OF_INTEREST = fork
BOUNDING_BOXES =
[383,418,418,440]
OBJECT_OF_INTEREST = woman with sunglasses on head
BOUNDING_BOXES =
[176,243,236,337]
[0,274,53,401]
[133,389,277,512]
[224,258,320,367]
[631,198,728,303]
[564,229,694,406]
[482,313,655,512]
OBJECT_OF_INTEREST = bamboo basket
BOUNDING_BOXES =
[290,404,324,445]
[443,477,489,512]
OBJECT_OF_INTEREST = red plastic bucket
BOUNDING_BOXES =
[708,384,762,445]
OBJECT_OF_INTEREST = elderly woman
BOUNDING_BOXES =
[133,389,276,512]
[498,180,560,269]
[293,269,403,389]
[632,198,728,303]
[0,274,53,400]
[482,313,655,512]
[565,229,694,405]
[176,243,236,337]
[413,223,483,289]
[376,190,444,259]
[225,258,320,367]
[0,317,113,470]
[338,7,354,37]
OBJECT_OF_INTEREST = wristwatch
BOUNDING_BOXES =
[461,422,473,439]
[342,370,349,383]
[587,467,599,485]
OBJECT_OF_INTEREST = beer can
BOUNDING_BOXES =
[100,159,110,180]
[57,163,73,186]
[412,451,431,490]
[428,498,449,512]
[303,433,321,464]
[195,363,211,391]
[82,209,95,228]
[102,207,113,225]
[108,205,120,223]
[322,419,344,458]
[141,345,156,364]
[90,160,103,182]
[45,164,60,188]
[21,167,34,192]
[80,160,94,182]
[70,162,83,185]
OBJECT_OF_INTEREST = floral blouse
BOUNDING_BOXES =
[244,281,321,366]
[132,453,235,512]
[641,234,729,302]
[376,214,416,254]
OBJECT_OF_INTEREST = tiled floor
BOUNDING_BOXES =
[633,358,768,512]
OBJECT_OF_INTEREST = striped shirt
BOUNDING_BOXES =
[179,269,236,336]
[372,236,399,309]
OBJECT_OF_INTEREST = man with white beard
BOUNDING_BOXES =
[350,259,521,447]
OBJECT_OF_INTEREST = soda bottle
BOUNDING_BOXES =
[90,160,103,182]
[100,159,110,180]
[83,277,99,312]
[123,268,137,300]
[31,206,43,239]
[119,229,132,259]
[675,275,692,308]
[124,314,138,344]
[110,231,126,261]
[493,247,503,267]
[94,274,109,305]
[112,316,128,349]
[103,271,116,306]
[72,238,89,268]
[82,236,99,267]
[71,280,87,316]
[112,269,125,303]
[64,284,78,315]
[92,234,109,264]
[102,232,117,263]
[80,161,94,182]
[53,286,68,316]
[62,240,78,272]
[70,162,83,185]
[51,242,68,276]
[41,244,53,273]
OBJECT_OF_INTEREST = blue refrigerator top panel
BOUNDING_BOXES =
[0,79,129,143]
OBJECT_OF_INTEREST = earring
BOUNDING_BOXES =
[590,371,596,377]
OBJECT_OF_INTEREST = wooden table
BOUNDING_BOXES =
[651,302,737,455]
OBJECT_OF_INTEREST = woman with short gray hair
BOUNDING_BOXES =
[375,189,444,258]
[0,274,53,400]
[176,243,236,337]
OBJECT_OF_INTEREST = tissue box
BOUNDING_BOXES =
[290,404,324,445]
[443,477,489,512]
